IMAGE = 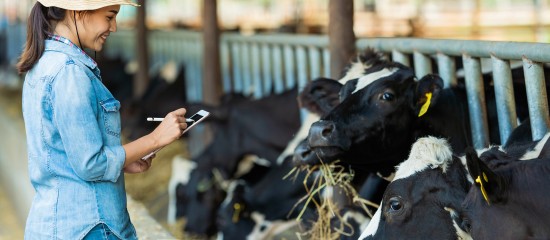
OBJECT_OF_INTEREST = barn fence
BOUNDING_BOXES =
[3,25,548,148]
[356,38,550,148]
[104,29,550,149]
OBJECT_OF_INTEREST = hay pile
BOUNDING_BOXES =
[288,161,378,240]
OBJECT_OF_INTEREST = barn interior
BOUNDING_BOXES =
[1,0,550,239]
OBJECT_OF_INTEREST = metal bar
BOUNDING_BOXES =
[183,40,197,101]
[220,42,232,93]
[463,54,490,148]
[323,49,331,78]
[241,42,253,96]
[296,46,309,92]
[392,50,410,67]
[261,44,273,95]
[413,51,433,78]
[357,38,550,62]
[284,45,296,89]
[272,45,284,94]
[437,53,457,88]
[309,47,321,79]
[222,33,329,48]
[231,42,243,93]
[491,55,517,144]
[523,57,550,140]
[251,43,263,98]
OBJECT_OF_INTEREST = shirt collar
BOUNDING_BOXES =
[45,34,98,70]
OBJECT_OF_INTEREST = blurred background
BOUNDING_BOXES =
[0,0,549,239]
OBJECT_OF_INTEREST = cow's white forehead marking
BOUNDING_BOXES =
[520,132,550,160]
[338,57,374,83]
[352,68,399,94]
[394,136,453,181]
[359,201,382,239]
[444,207,473,240]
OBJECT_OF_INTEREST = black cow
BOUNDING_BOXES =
[457,147,550,240]
[182,88,302,237]
[216,157,317,240]
[360,132,550,240]
[97,56,134,104]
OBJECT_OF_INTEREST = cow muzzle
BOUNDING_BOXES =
[308,120,338,147]
[305,120,347,162]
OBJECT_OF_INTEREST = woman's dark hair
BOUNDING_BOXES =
[16,2,66,73]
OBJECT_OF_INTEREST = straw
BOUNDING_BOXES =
[286,158,377,239]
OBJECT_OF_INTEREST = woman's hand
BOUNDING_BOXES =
[124,154,155,173]
[149,108,188,148]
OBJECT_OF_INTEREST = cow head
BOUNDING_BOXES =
[184,168,228,237]
[458,147,550,240]
[216,181,255,239]
[168,156,196,224]
[359,137,472,240]
[296,62,445,175]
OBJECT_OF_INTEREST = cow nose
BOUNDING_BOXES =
[293,140,316,165]
[308,120,336,146]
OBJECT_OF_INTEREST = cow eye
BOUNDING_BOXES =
[380,92,395,101]
[388,197,403,212]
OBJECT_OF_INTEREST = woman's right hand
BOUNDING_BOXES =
[149,108,188,148]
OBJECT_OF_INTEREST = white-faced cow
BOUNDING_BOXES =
[360,133,550,240]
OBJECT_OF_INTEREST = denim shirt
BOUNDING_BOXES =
[22,36,137,239]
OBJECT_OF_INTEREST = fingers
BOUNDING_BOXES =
[171,108,187,117]
[142,157,153,171]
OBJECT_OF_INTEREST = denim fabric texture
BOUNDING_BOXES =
[83,224,121,240]
[22,35,137,239]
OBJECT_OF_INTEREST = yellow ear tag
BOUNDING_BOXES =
[475,173,491,205]
[418,92,432,117]
[232,203,242,223]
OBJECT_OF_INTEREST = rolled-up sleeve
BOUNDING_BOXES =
[52,63,125,182]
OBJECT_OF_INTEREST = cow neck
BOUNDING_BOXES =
[415,87,472,153]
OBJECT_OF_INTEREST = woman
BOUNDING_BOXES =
[17,1,188,239]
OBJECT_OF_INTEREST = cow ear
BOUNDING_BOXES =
[415,74,443,117]
[465,147,507,205]
[298,77,343,116]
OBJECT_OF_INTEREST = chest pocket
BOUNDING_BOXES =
[100,98,121,137]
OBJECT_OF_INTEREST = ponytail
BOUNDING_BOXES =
[16,2,65,74]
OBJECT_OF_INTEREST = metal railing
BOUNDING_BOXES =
[102,30,550,148]
[357,38,550,147]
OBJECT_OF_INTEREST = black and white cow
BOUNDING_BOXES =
[182,88,303,237]
[294,49,536,179]
[359,132,550,240]
[359,136,472,240]
[216,157,317,240]
[458,146,550,240]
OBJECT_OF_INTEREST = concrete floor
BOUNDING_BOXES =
[0,183,24,240]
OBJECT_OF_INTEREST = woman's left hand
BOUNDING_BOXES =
[124,155,155,173]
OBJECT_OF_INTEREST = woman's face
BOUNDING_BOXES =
[77,5,120,51]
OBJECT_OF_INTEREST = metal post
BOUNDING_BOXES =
[463,54,490,148]
[491,55,517,144]
[523,57,550,140]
